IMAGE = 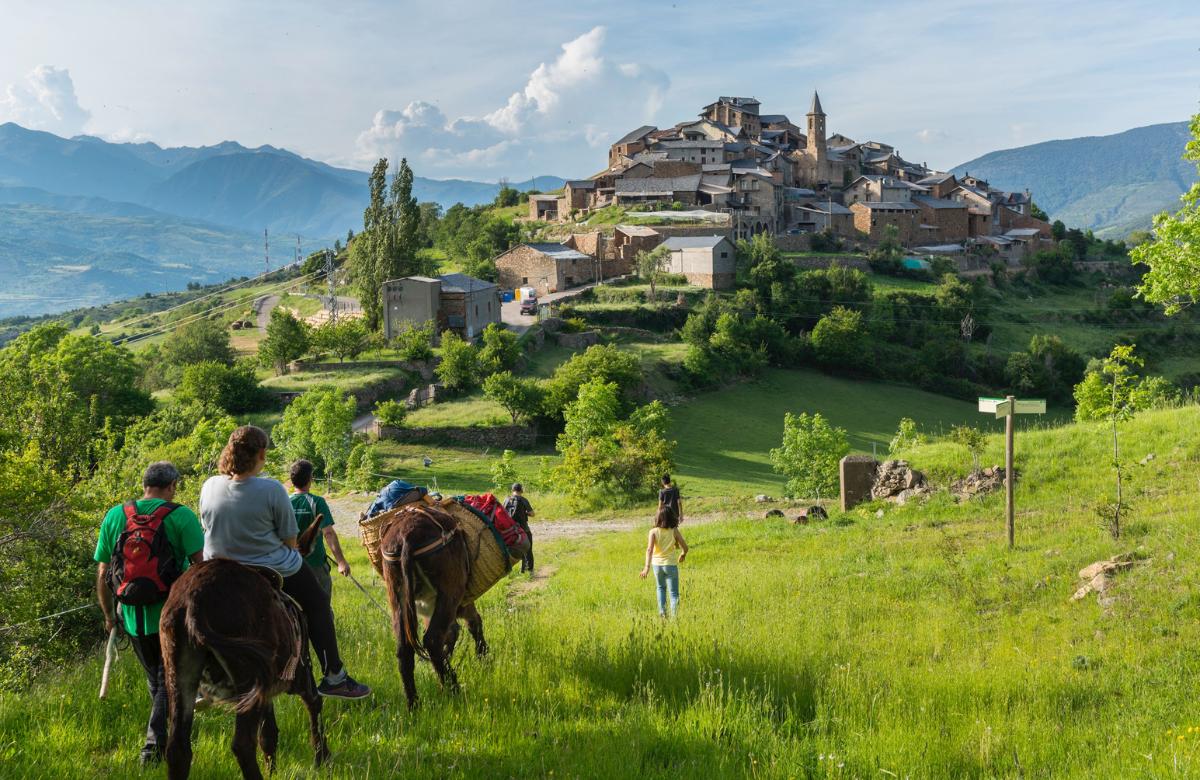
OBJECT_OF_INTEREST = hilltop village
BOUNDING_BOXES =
[501,93,1052,298]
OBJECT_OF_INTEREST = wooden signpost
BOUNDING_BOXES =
[978,395,1046,548]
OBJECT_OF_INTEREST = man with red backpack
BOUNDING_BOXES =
[94,461,205,767]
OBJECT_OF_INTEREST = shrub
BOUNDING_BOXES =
[271,387,356,477]
[483,371,543,424]
[810,306,871,370]
[374,399,408,428]
[478,323,520,374]
[435,330,481,392]
[949,425,986,473]
[392,320,435,362]
[889,417,925,453]
[542,344,643,420]
[176,360,270,414]
[490,449,520,492]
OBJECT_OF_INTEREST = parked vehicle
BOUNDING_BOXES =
[519,297,539,315]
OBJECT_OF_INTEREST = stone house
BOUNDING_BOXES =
[912,196,969,243]
[661,235,737,289]
[657,139,727,165]
[614,174,702,207]
[612,225,662,272]
[494,242,596,296]
[792,202,856,236]
[916,172,959,199]
[382,273,500,342]
[700,96,762,138]
[528,194,560,221]
[843,175,929,205]
[849,201,920,244]
[609,125,656,167]
[563,180,596,214]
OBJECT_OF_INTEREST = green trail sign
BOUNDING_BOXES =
[978,395,1046,548]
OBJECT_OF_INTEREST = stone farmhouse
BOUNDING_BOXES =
[662,235,736,290]
[531,92,1050,252]
[382,273,500,342]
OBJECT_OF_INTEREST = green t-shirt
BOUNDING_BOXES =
[290,492,334,569]
[93,499,205,637]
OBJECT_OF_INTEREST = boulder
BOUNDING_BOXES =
[871,460,930,503]
[1070,553,1145,603]
[950,467,1013,501]
[795,505,828,523]
[764,509,785,519]
[754,494,773,503]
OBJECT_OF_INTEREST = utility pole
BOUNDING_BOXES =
[264,229,270,275]
[325,248,338,325]
[295,234,301,268]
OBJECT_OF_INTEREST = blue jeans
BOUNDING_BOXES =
[653,564,679,616]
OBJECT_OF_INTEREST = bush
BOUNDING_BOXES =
[810,306,871,370]
[374,399,408,428]
[490,449,520,492]
[542,344,643,420]
[270,387,356,477]
[478,323,520,374]
[889,417,925,453]
[483,371,543,424]
[176,360,270,414]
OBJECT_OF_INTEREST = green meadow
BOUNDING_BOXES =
[5,406,1200,777]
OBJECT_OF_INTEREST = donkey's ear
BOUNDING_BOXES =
[297,518,323,557]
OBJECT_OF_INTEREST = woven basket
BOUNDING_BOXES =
[358,491,430,575]
[431,498,516,604]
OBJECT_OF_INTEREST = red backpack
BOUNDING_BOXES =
[462,493,528,550]
[108,501,182,606]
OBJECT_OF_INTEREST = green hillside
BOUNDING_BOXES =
[5,406,1200,778]
[952,121,1196,238]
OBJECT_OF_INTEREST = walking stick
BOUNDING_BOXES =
[328,555,390,618]
[99,626,118,699]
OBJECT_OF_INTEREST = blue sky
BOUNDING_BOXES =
[1,0,1198,180]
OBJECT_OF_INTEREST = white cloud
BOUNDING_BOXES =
[354,26,668,178]
[916,128,947,144]
[0,65,91,136]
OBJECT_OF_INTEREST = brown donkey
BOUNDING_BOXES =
[159,558,329,780]
[379,504,489,710]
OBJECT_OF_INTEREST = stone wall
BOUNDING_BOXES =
[349,376,410,414]
[376,424,538,448]
[774,234,812,252]
[289,359,434,381]
[554,330,601,349]
[789,254,871,272]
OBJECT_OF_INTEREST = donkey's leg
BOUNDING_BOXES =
[461,603,489,658]
[423,593,461,693]
[257,702,278,774]
[443,620,462,660]
[164,643,204,780]
[231,707,265,780]
[398,638,419,710]
[294,665,330,766]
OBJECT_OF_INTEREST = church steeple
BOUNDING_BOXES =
[806,91,826,162]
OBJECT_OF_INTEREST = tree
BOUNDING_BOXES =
[494,182,521,208]
[1132,114,1200,314]
[392,320,434,361]
[542,344,643,420]
[349,158,390,330]
[1030,201,1049,221]
[490,449,520,492]
[435,330,481,391]
[949,425,986,474]
[478,322,520,374]
[483,371,543,424]
[271,387,356,478]
[770,412,850,500]
[316,318,370,362]
[889,417,924,453]
[635,244,672,301]
[1051,219,1067,241]
[553,379,675,508]
[390,158,421,284]
[868,224,903,274]
[810,306,870,369]
[162,319,234,368]
[176,361,267,414]
[259,308,310,375]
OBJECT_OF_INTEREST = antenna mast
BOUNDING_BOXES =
[325,249,338,325]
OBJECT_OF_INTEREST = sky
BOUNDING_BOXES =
[1,0,1198,181]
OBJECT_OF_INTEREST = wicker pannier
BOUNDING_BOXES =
[432,498,518,604]
[358,490,429,575]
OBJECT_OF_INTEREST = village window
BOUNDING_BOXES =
[521,277,528,284]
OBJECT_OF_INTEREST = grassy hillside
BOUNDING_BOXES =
[951,121,1196,238]
[4,406,1200,777]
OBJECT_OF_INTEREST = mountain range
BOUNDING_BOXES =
[0,122,563,317]
[951,121,1196,238]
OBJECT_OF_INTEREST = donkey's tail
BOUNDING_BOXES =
[184,599,276,713]
[385,538,428,660]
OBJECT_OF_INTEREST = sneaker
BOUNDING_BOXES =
[318,674,371,699]
[139,746,162,767]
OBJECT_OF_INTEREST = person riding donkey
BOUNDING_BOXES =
[94,461,205,767]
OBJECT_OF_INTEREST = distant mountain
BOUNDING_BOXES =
[0,122,565,316]
[952,122,1196,238]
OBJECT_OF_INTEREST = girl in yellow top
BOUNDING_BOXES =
[639,505,689,617]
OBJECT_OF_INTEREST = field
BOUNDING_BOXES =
[5,406,1200,777]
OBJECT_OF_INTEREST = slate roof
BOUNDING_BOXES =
[1004,228,1042,237]
[797,202,853,215]
[658,139,725,149]
[913,195,967,210]
[854,201,919,210]
[614,174,702,196]
[917,173,955,185]
[663,235,731,250]
[437,273,497,293]
[519,243,592,262]
[566,179,596,189]
[810,91,824,114]
[614,225,660,237]
[759,114,791,124]
[614,125,657,145]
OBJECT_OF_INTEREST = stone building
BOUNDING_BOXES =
[609,125,656,167]
[912,196,969,243]
[563,180,596,214]
[792,202,856,236]
[528,194,560,221]
[700,96,762,138]
[614,174,702,207]
[382,273,500,342]
[494,242,596,296]
[612,225,663,271]
[849,201,920,244]
[843,175,928,205]
[661,235,736,289]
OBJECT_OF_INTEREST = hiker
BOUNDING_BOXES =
[94,461,204,767]
[639,505,689,618]
[503,483,535,574]
[199,425,370,699]
[658,474,683,525]
[289,459,351,596]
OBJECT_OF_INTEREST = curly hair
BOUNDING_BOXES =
[289,459,314,489]
[218,425,269,477]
